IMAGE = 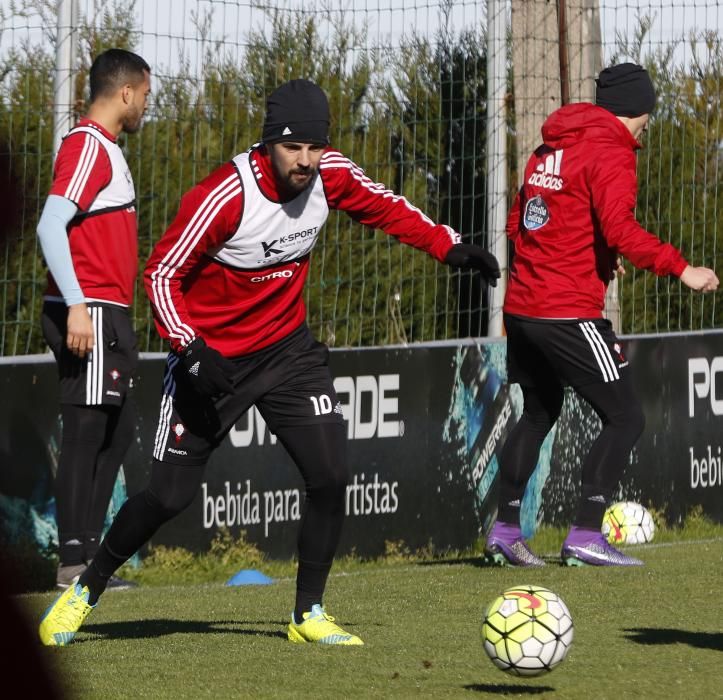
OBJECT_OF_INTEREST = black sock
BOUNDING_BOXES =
[294,560,331,623]
[573,485,611,529]
[497,492,523,526]
[78,540,127,605]
[78,562,108,606]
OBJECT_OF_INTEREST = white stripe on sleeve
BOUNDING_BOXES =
[320,154,435,225]
[65,135,99,203]
[149,175,241,345]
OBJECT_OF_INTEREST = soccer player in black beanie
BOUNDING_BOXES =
[484,64,718,568]
[262,79,331,147]
[40,78,501,646]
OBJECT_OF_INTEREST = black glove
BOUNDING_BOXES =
[180,337,235,398]
[444,243,501,286]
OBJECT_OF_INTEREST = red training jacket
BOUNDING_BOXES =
[504,103,687,319]
[144,145,458,356]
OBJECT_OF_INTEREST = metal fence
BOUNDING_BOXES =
[0,0,720,356]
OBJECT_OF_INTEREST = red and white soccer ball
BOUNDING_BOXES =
[481,585,574,676]
[602,501,655,545]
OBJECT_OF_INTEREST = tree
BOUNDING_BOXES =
[1,4,720,356]
[613,19,723,333]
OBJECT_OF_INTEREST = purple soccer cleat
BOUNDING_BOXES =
[561,526,643,567]
[484,521,546,567]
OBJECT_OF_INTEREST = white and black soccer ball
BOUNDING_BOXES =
[481,585,574,676]
[602,501,655,545]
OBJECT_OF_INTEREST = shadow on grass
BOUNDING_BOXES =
[416,556,563,569]
[464,683,555,695]
[80,618,288,642]
[624,628,723,651]
[417,557,486,568]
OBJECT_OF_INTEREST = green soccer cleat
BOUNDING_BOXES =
[39,582,95,647]
[287,604,363,645]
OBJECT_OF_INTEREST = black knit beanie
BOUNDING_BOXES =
[262,79,330,144]
[595,63,656,117]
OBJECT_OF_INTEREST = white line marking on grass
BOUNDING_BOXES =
[536,536,723,557]
[326,537,723,579]
[614,536,723,551]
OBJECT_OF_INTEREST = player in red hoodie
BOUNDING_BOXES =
[40,79,500,646]
[485,63,718,567]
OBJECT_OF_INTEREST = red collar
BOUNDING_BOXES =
[76,118,117,143]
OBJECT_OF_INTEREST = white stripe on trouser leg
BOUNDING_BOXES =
[154,355,179,460]
[90,307,102,404]
[96,307,105,403]
[584,321,619,381]
[159,355,180,455]
[86,307,96,403]
[85,314,91,404]
[153,394,172,460]
[579,322,612,382]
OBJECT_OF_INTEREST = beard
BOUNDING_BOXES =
[122,106,144,134]
[283,167,316,193]
[270,159,317,195]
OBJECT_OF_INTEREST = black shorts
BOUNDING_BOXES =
[504,313,630,389]
[153,324,344,466]
[42,301,139,406]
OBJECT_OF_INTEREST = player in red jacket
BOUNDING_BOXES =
[40,79,500,646]
[37,49,150,592]
[485,63,718,568]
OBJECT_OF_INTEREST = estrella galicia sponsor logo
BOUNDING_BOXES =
[523,195,549,231]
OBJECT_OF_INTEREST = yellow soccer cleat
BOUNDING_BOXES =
[39,582,95,647]
[287,604,363,645]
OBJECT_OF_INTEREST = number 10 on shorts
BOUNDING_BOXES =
[309,394,333,415]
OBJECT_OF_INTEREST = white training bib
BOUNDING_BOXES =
[65,125,136,213]
[211,150,330,269]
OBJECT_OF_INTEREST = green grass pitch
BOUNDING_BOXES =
[23,534,723,699]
